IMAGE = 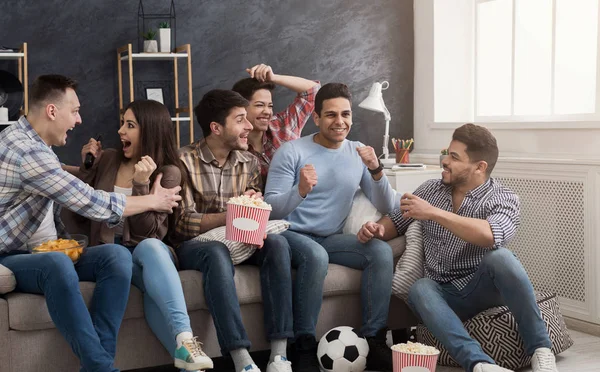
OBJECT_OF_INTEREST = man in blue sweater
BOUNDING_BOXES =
[265,82,397,372]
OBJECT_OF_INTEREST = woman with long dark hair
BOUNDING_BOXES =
[69,100,213,371]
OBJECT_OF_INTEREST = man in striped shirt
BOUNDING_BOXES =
[170,90,294,372]
[232,64,320,189]
[358,124,558,372]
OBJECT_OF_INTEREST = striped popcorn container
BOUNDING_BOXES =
[392,349,439,372]
[225,202,271,246]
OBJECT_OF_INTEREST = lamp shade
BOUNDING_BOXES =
[358,81,390,120]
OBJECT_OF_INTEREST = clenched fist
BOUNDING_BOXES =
[133,155,157,184]
[298,164,318,197]
[356,146,379,171]
[357,221,385,243]
[81,138,103,166]
[246,64,275,82]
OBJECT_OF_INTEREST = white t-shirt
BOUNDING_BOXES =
[28,201,58,244]
[112,185,132,237]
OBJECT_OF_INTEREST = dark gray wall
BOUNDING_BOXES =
[1,0,413,164]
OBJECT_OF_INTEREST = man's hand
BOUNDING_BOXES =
[298,164,318,197]
[150,173,182,213]
[246,64,275,82]
[81,138,103,166]
[400,193,436,220]
[133,155,157,184]
[244,189,264,200]
[357,221,385,243]
[356,146,379,171]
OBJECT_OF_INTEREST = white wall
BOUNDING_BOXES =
[413,0,600,162]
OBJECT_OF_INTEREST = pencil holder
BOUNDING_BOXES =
[396,149,410,164]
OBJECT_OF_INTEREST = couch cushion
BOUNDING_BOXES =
[7,282,145,331]
[0,264,16,294]
[7,238,406,331]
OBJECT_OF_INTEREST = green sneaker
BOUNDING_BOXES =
[174,337,213,370]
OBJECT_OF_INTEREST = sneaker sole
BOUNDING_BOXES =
[174,357,214,370]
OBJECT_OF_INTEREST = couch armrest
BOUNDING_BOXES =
[0,264,16,294]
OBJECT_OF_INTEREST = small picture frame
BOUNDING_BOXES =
[145,87,165,104]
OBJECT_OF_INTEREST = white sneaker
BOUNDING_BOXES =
[266,355,292,372]
[240,364,261,372]
[531,347,559,372]
[173,336,213,370]
[473,363,514,372]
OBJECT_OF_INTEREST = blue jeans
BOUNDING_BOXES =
[282,230,393,338]
[129,238,191,357]
[176,235,293,355]
[0,244,132,372]
[407,248,552,372]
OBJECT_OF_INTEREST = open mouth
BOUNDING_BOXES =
[122,139,132,152]
[330,128,346,133]
[257,117,270,124]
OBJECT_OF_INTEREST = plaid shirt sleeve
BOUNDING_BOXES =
[486,191,521,248]
[267,82,320,155]
[388,179,437,236]
[20,147,125,223]
[173,182,205,241]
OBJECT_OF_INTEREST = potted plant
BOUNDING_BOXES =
[440,148,448,168]
[142,29,158,53]
[158,22,171,53]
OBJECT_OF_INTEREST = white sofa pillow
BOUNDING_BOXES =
[191,220,290,265]
[342,189,383,235]
[0,264,16,294]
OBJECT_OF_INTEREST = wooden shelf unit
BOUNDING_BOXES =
[116,43,193,147]
[0,42,28,124]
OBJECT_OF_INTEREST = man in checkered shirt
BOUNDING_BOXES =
[358,124,558,372]
[0,75,181,371]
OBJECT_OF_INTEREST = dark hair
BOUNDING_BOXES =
[232,78,276,101]
[452,123,499,176]
[314,83,352,116]
[194,89,249,137]
[29,74,78,110]
[121,100,186,186]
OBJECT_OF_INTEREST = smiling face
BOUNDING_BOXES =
[312,97,352,149]
[118,109,141,160]
[49,88,81,146]
[246,89,273,132]
[215,106,253,151]
[441,140,481,186]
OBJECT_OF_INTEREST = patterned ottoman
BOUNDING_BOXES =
[416,292,573,370]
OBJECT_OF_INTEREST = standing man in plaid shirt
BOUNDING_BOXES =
[358,124,558,372]
[232,64,320,188]
[0,75,181,372]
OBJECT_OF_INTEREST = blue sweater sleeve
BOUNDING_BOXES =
[359,166,397,215]
[264,142,305,219]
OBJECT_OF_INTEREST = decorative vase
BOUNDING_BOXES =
[143,40,158,53]
[159,28,171,52]
[439,154,448,168]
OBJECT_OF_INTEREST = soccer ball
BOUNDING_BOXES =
[317,326,369,372]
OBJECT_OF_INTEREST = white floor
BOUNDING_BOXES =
[432,330,600,372]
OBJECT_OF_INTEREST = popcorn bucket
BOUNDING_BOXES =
[225,203,271,246]
[393,349,439,372]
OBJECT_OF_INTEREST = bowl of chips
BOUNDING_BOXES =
[30,234,88,263]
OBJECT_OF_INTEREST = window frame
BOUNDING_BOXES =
[471,0,600,124]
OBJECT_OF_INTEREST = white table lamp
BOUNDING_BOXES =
[358,81,393,165]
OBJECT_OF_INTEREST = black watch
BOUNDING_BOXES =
[368,160,384,175]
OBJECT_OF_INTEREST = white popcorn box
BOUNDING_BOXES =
[225,203,271,246]
[393,349,439,372]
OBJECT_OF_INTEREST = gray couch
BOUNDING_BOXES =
[0,235,414,372]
